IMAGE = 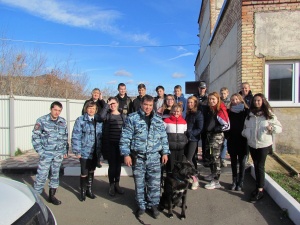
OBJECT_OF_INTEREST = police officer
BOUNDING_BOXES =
[120,95,170,219]
[32,101,68,205]
[72,101,103,202]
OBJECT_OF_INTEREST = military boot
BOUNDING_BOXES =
[49,188,61,205]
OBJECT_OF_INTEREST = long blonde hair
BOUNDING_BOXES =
[229,93,249,109]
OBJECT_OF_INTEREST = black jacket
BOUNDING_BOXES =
[185,110,204,142]
[115,94,133,115]
[226,108,248,155]
[99,103,126,159]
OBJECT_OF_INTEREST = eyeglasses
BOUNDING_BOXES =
[167,99,174,101]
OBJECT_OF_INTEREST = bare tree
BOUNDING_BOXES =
[0,35,89,99]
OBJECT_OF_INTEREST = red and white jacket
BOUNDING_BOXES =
[164,115,188,151]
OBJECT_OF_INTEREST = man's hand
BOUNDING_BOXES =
[63,154,68,158]
[76,154,81,159]
[124,156,132,167]
[161,155,168,165]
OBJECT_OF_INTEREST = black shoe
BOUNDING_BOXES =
[251,189,258,197]
[151,205,160,219]
[235,181,243,191]
[250,191,264,203]
[136,208,145,218]
[109,184,115,196]
[115,182,124,195]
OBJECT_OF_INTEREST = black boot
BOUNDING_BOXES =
[80,176,86,202]
[115,182,124,195]
[109,183,115,196]
[236,179,244,191]
[86,173,96,199]
[231,177,237,191]
[49,188,61,205]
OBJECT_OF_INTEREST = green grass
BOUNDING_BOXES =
[268,171,300,203]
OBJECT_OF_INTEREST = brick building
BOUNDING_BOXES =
[195,0,300,154]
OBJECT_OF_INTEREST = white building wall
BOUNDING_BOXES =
[209,23,238,93]
[197,1,211,78]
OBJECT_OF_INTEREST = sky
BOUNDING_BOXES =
[0,0,201,96]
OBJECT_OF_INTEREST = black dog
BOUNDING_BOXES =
[159,161,197,220]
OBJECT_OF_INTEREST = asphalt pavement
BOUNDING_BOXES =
[2,172,294,225]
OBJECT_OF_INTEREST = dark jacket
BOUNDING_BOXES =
[194,92,208,112]
[82,98,105,115]
[205,103,230,133]
[185,110,203,142]
[99,103,126,159]
[226,108,248,155]
[115,93,133,115]
[239,90,253,108]
[132,95,144,112]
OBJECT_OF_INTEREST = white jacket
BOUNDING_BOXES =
[242,112,282,149]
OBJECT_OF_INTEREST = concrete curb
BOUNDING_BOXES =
[251,165,300,225]
[63,162,133,177]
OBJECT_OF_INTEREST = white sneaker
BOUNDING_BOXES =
[191,181,199,190]
[204,174,213,181]
[205,180,221,190]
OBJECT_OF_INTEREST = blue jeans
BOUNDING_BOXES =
[220,138,227,159]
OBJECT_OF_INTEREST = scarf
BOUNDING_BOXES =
[230,103,245,113]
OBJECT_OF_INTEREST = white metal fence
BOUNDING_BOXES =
[0,95,85,159]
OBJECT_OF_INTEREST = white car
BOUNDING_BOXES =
[0,177,57,225]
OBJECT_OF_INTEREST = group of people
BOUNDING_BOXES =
[31,81,282,219]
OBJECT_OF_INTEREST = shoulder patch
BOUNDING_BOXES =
[34,123,40,130]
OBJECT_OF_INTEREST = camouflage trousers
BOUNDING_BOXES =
[132,153,161,210]
[205,132,224,180]
[34,151,64,194]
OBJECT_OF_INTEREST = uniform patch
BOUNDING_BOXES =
[34,123,40,130]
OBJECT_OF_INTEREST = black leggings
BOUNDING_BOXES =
[184,141,198,169]
[108,141,122,184]
[230,153,247,179]
[249,145,271,189]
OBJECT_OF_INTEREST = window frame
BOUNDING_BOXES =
[265,61,300,107]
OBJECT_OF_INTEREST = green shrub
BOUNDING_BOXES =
[14,148,23,156]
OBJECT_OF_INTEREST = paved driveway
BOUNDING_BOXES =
[2,173,294,225]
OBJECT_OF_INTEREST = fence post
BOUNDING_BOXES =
[66,99,71,144]
[9,96,15,157]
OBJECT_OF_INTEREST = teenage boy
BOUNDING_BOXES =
[173,85,187,118]
[132,83,146,112]
[115,83,133,115]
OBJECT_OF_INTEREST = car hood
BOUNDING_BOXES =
[0,177,35,225]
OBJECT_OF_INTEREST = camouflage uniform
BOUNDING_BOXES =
[71,114,103,161]
[120,109,170,210]
[32,114,68,194]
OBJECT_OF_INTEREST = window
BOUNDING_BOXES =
[265,61,300,107]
